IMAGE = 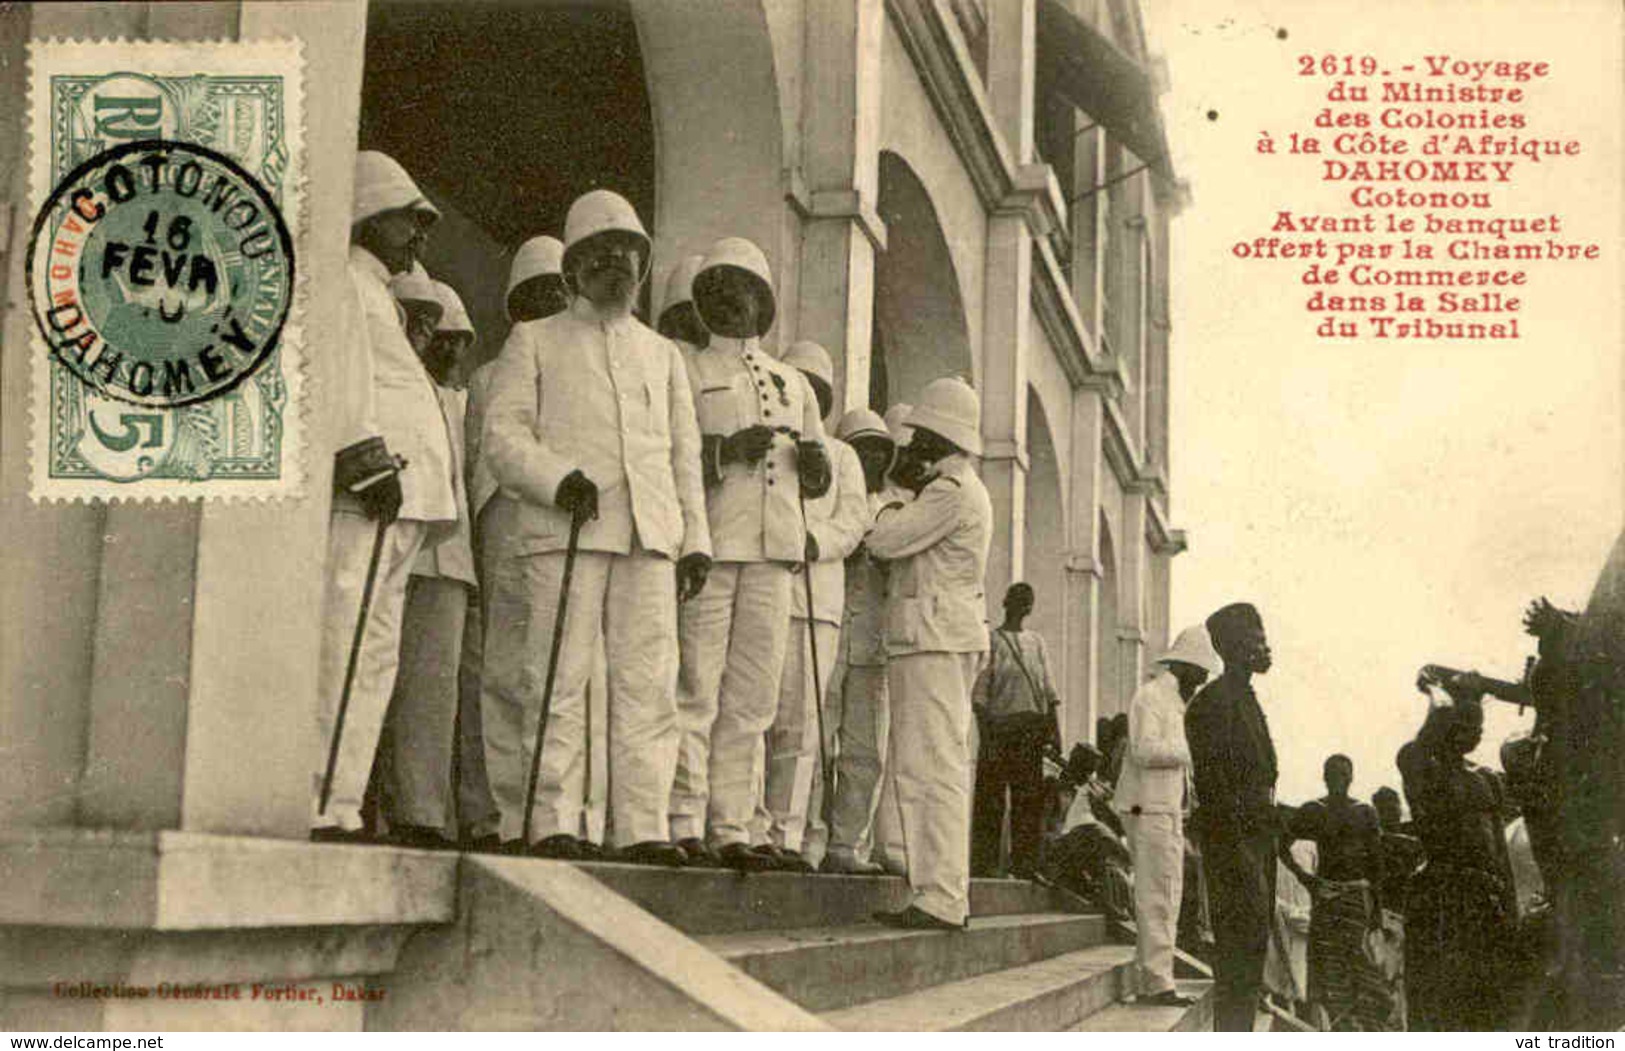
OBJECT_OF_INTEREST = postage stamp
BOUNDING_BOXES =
[26,40,304,501]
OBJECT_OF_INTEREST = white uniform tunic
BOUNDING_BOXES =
[312,247,457,831]
[867,455,992,924]
[1116,667,1195,995]
[480,296,710,847]
[759,437,868,852]
[671,335,828,847]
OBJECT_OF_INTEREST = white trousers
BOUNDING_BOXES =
[807,661,889,867]
[672,561,792,846]
[754,617,839,852]
[480,546,677,847]
[313,512,427,831]
[1126,810,1185,995]
[883,651,980,925]
[377,575,468,832]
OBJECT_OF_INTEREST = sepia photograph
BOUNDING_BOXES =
[0,0,1620,1036]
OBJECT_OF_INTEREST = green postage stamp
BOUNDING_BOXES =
[26,41,304,500]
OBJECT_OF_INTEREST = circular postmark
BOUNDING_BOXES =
[26,138,294,409]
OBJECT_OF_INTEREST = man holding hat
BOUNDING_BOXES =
[814,407,898,875]
[670,237,831,872]
[480,190,711,866]
[313,152,458,841]
[1116,624,1223,1006]
[1187,602,1280,1030]
[865,377,992,929]
[754,341,868,870]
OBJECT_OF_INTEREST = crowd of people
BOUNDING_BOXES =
[313,149,994,932]
[311,148,1612,1021]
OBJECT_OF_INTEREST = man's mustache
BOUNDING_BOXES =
[589,257,634,277]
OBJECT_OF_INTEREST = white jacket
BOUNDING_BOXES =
[340,247,457,526]
[791,437,868,626]
[1113,668,1192,816]
[481,297,711,562]
[684,336,827,563]
[868,455,992,658]
[411,386,476,586]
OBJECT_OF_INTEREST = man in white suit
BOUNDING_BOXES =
[480,190,712,866]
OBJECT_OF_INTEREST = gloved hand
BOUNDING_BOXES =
[555,469,599,523]
[721,424,774,466]
[676,552,712,602]
[356,473,402,523]
[796,439,830,497]
[804,531,820,562]
[334,436,404,524]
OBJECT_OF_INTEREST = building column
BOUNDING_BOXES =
[1117,491,1149,705]
[791,0,885,414]
[978,0,1039,612]
[0,0,368,837]
[1063,389,1105,747]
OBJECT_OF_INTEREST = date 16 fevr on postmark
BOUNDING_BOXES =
[26,40,305,500]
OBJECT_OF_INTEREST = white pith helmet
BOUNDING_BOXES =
[561,189,651,282]
[692,236,776,338]
[906,377,982,456]
[781,340,834,391]
[506,235,564,302]
[1158,625,1222,678]
[431,280,475,339]
[660,253,707,318]
[353,150,440,226]
[389,269,444,325]
[837,407,891,446]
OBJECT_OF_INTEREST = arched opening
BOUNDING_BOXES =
[1096,512,1121,722]
[1024,390,1068,735]
[360,0,657,368]
[871,151,974,413]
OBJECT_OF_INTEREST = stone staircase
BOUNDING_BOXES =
[0,831,1211,1031]
[575,861,1214,1031]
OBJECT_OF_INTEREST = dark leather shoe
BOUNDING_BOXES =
[461,833,504,854]
[821,854,887,876]
[718,842,780,873]
[618,841,688,868]
[576,840,607,861]
[500,838,529,857]
[528,834,584,860]
[310,827,375,845]
[872,905,967,931]
[675,838,722,868]
[758,845,815,873]
[388,824,454,850]
[1140,990,1197,1007]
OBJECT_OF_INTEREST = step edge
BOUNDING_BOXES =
[822,946,1135,1032]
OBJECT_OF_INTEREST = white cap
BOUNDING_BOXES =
[431,280,475,339]
[353,150,440,226]
[389,269,443,324]
[837,407,891,445]
[906,376,982,455]
[781,340,834,390]
[660,253,706,316]
[561,189,651,280]
[506,235,564,301]
[693,236,776,337]
[1157,625,1222,677]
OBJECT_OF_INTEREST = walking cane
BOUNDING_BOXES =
[796,469,834,829]
[521,508,587,844]
[319,514,391,817]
